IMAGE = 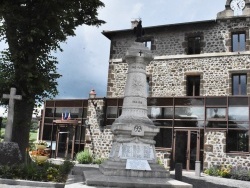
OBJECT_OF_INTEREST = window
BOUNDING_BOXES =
[175,107,204,120]
[187,76,200,96]
[232,32,246,52]
[106,107,118,118]
[154,128,172,148]
[54,107,84,119]
[147,107,174,119]
[106,106,119,125]
[144,41,152,50]
[232,74,247,95]
[227,130,249,152]
[206,121,227,128]
[228,107,249,121]
[188,37,201,54]
[206,108,226,120]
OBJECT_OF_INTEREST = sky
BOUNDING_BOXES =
[0,0,227,116]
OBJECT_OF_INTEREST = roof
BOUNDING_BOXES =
[102,19,217,39]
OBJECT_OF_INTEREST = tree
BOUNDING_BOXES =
[0,0,105,159]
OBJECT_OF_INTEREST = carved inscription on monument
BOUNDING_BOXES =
[126,159,151,171]
[118,143,154,160]
[134,125,142,133]
[131,65,146,71]
[124,97,147,107]
[132,100,142,104]
[131,76,144,96]
[121,144,132,158]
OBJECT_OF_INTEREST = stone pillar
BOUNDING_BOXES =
[99,42,168,178]
[195,161,201,177]
[175,163,182,181]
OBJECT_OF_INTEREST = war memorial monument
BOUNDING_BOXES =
[83,21,192,188]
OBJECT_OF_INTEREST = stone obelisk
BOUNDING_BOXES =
[99,42,168,178]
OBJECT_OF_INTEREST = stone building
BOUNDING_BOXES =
[40,0,250,171]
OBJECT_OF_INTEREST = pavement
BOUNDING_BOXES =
[1,163,250,188]
[65,165,250,188]
[169,171,250,188]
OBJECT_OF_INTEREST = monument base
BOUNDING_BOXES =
[83,168,193,188]
[0,142,22,165]
[99,159,169,178]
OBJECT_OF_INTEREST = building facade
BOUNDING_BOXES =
[40,0,250,171]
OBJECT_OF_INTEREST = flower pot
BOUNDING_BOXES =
[35,155,48,163]
[35,144,46,150]
[29,154,48,163]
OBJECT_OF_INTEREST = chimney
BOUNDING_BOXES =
[131,19,139,29]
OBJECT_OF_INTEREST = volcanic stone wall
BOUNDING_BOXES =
[84,99,113,159]
[107,55,250,97]
[204,131,250,170]
[107,18,250,98]
[88,17,250,168]
[108,18,250,59]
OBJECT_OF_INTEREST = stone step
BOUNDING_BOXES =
[83,168,193,188]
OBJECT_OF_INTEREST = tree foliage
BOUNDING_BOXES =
[0,0,105,159]
[0,0,105,101]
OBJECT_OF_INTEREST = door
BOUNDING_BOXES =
[173,130,200,170]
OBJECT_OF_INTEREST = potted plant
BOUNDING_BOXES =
[34,140,48,150]
[29,149,49,163]
[29,141,50,164]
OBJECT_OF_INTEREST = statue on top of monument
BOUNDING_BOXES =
[133,19,145,42]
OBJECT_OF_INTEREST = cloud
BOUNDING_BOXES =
[131,3,144,19]
[33,0,228,100]
[55,25,109,99]
[0,0,227,102]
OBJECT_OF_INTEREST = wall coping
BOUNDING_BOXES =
[154,52,250,60]
[109,52,250,63]
[226,152,250,156]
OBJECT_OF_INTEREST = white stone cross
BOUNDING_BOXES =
[2,87,22,142]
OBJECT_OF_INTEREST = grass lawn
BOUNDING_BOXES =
[0,128,5,141]
[30,131,38,141]
[0,128,38,142]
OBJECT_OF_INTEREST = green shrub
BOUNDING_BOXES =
[0,165,19,179]
[219,166,232,178]
[0,160,74,182]
[76,149,93,164]
[231,166,250,181]
[46,167,59,182]
[59,160,75,174]
[157,159,164,167]
[204,165,250,181]
[204,166,221,176]
[56,160,75,182]
[30,121,39,132]
[24,163,47,181]
[92,157,106,164]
